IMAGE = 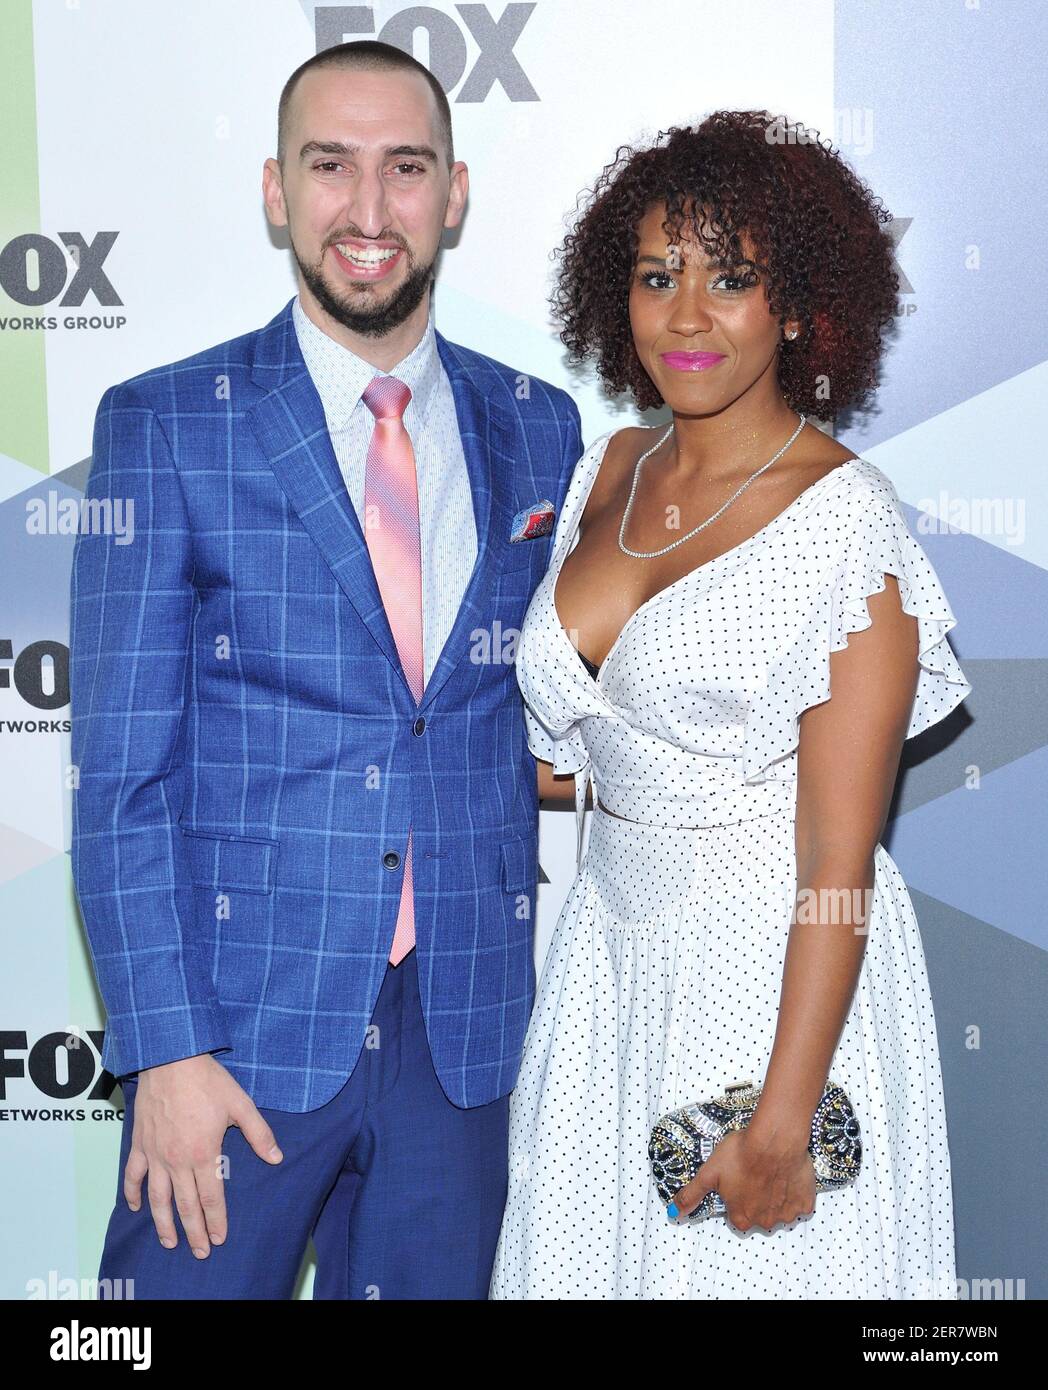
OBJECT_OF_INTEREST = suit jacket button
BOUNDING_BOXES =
[383,851,401,870]
[413,717,426,735]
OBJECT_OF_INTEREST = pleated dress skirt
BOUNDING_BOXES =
[489,804,959,1300]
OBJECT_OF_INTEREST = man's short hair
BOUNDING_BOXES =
[278,40,454,168]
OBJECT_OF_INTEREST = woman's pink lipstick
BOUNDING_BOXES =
[660,351,726,371]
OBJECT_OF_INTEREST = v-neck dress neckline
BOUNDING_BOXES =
[516,429,970,865]
[552,429,864,694]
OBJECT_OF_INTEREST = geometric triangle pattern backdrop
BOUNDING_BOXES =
[834,0,1048,1301]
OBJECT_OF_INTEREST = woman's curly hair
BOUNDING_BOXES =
[551,111,899,421]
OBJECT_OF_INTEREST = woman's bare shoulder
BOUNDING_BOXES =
[588,424,663,500]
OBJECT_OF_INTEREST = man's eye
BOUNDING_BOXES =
[314,161,344,174]
[390,162,425,176]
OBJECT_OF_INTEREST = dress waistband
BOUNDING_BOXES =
[572,760,794,867]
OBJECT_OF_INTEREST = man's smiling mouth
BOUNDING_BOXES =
[330,239,404,279]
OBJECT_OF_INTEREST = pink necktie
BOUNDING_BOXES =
[362,375,422,966]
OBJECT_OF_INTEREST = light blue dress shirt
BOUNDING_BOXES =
[292,295,478,688]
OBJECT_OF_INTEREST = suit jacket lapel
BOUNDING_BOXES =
[417,331,518,711]
[245,302,518,706]
[245,306,404,676]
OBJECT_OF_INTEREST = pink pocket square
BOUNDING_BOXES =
[510,499,555,542]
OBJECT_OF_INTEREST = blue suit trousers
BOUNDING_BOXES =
[97,950,510,1300]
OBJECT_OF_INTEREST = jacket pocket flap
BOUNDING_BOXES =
[501,836,535,893]
[182,830,277,895]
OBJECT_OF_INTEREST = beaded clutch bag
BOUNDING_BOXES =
[647,1078,862,1220]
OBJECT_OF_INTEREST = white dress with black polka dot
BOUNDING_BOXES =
[489,429,972,1301]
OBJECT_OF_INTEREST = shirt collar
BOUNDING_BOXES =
[292,294,442,429]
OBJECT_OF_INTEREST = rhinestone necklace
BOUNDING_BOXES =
[618,412,808,559]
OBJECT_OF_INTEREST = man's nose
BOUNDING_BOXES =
[345,167,393,239]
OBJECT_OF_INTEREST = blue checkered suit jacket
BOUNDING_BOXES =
[69,297,583,1112]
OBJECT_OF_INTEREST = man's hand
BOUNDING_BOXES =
[123,1053,284,1259]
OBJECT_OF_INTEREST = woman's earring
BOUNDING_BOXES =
[785,327,799,340]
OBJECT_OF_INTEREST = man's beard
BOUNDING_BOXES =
[295,238,436,339]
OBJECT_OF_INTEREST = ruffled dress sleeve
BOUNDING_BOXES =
[524,705,593,865]
[524,704,589,777]
[742,471,972,785]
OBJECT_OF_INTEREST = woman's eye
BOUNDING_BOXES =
[639,270,676,290]
[712,270,758,293]
[636,267,759,293]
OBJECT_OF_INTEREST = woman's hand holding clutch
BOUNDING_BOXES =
[667,1126,817,1232]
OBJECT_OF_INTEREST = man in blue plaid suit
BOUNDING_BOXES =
[70,42,582,1299]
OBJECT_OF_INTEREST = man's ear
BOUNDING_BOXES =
[262,158,288,229]
[444,161,469,231]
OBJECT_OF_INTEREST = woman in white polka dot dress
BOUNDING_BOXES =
[489,115,972,1300]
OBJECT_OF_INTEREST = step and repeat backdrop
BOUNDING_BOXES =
[1,0,1045,1299]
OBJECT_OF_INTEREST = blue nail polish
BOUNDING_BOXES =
[667,1202,679,1220]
